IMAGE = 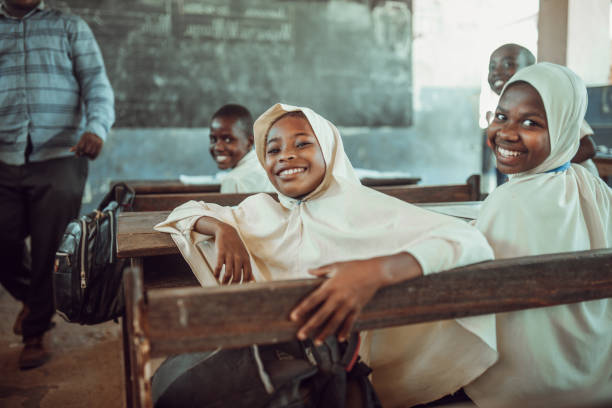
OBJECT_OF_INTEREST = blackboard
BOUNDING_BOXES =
[52,0,413,127]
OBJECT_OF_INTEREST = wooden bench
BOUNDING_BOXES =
[112,179,221,194]
[128,175,480,212]
[123,248,612,408]
[593,154,612,183]
[116,201,481,407]
[112,176,421,197]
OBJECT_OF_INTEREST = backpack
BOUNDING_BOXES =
[152,334,382,408]
[53,183,134,325]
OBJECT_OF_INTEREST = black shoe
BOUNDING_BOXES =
[19,334,51,370]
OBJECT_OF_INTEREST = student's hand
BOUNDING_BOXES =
[213,223,253,285]
[290,258,386,345]
[70,132,103,159]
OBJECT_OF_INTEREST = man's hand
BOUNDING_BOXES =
[70,132,103,159]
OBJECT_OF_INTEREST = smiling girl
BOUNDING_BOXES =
[464,63,612,408]
[155,104,498,406]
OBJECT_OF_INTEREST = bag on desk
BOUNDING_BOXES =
[53,183,135,325]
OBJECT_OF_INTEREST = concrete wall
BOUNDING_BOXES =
[82,0,540,211]
[567,0,611,85]
[538,0,611,85]
[537,0,569,65]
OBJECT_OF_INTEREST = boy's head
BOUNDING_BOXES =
[264,111,326,199]
[209,104,254,170]
[488,44,535,95]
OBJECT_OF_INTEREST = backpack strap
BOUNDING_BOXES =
[340,333,361,372]
[99,182,135,212]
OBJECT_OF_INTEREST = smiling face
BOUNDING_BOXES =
[488,45,533,95]
[264,114,326,199]
[209,116,253,170]
[487,82,551,174]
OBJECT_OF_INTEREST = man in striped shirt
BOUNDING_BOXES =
[0,0,114,369]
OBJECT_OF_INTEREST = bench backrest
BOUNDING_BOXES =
[123,248,612,407]
[113,176,422,198]
[129,175,480,211]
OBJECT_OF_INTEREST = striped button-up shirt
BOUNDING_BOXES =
[0,1,114,165]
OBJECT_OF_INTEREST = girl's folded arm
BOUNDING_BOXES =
[194,216,253,284]
[154,200,253,284]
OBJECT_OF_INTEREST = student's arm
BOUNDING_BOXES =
[68,16,115,159]
[290,252,422,345]
[291,212,494,344]
[571,135,596,163]
[194,216,253,284]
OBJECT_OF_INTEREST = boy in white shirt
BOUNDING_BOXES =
[209,104,274,193]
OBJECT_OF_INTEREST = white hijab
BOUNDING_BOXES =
[155,103,497,407]
[466,63,612,408]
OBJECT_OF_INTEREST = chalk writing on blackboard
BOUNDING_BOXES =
[53,0,413,127]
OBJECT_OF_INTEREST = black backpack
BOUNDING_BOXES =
[53,183,134,325]
[152,334,382,408]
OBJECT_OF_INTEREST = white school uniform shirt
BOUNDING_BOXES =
[155,103,498,407]
[219,149,275,193]
[465,63,612,408]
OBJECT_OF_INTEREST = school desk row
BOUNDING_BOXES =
[115,178,612,407]
[111,175,421,195]
[116,176,478,407]
[122,250,612,408]
[594,153,612,182]
[114,175,478,213]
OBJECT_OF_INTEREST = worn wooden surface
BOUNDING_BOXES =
[123,261,152,408]
[137,248,612,356]
[112,180,221,195]
[594,154,612,182]
[117,202,482,259]
[115,177,421,197]
[130,175,480,212]
[360,176,421,187]
[117,212,174,258]
[132,192,275,211]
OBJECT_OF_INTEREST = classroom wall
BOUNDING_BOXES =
[84,86,482,209]
[82,0,539,211]
[538,0,611,85]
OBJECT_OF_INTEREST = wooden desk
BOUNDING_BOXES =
[123,249,612,408]
[112,179,221,194]
[113,176,420,197]
[117,202,481,260]
[128,175,479,212]
[593,154,612,182]
[117,200,480,407]
[360,176,420,187]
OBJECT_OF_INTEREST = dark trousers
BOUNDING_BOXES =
[0,156,88,338]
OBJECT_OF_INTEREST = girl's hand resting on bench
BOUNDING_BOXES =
[194,216,253,284]
[290,253,422,345]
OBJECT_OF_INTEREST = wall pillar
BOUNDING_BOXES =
[538,0,610,84]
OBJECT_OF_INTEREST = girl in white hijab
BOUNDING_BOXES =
[464,63,612,408]
[155,103,498,406]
